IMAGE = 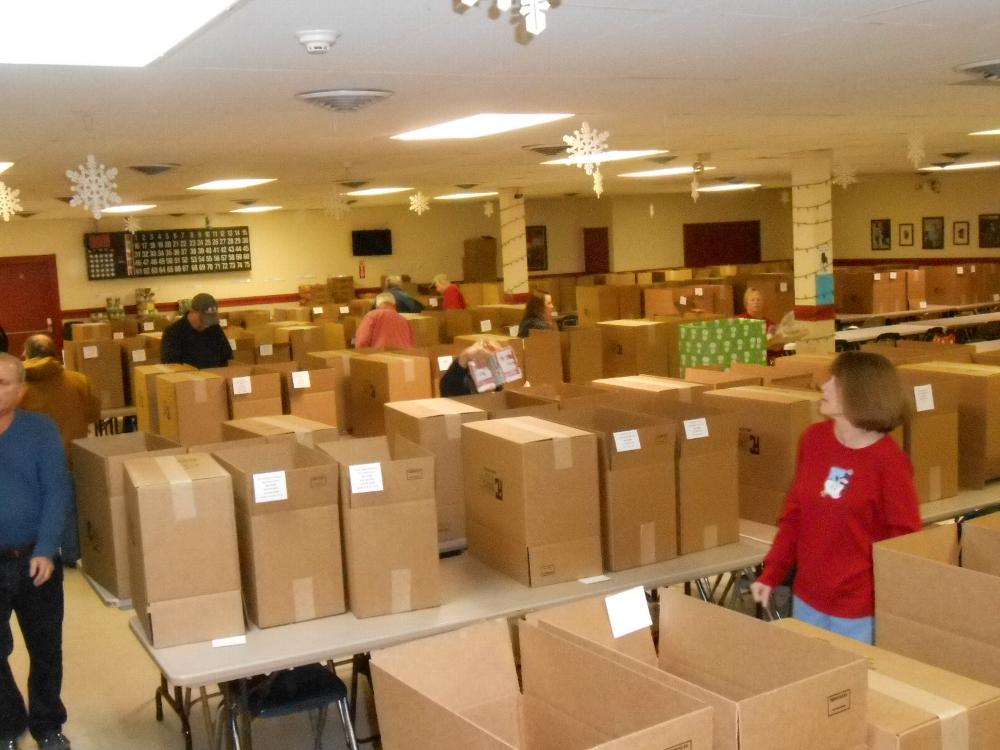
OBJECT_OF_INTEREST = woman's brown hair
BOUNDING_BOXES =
[522,290,550,323]
[829,351,908,433]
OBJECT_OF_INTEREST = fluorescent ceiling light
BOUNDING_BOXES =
[188,178,276,190]
[434,191,499,200]
[231,205,282,213]
[697,183,762,193]
[0,1,238,67]
[102,204,157,214]
[543,150,668,166]
[0,162,12,175]
[392,113,572,141]
[345,187,413,196]
[918,160,1000,172]
[970,129,1000,136]
[619,165,717,178]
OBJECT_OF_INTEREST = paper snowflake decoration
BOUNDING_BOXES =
[496,0,513,9]
[409,191,430,216]
[0,181,22,222]
[484,201,495,218]
[832,164,858,190]
[906,134,926,170]
[521,0,551,34]
[780,190,790,205]
[325,193,352,220]
[690,172,700,203]
[592,166,604,198]
[649,203,655,218]
[124,216,141,234]
[562,122,609,177]
[66,154,121,219]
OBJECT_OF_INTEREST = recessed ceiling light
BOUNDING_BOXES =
[102,204,157,213]
[188,178,276,190]
[0,162,12,175]
[543,150,668,166]
[619,165,718,178]
[970,129,1000,136]
[231,205,282,213]
[918,160,1000,172]
[344,187,413,196]
[697,182,762,193]
[434,191,499,200]
[0,2,239,67]
[392,113,573,141]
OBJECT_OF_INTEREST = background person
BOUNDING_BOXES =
[354,292,414,350]
[750,351,921,644]
[517,290,556,338]
[432,274,466,310]
[160,292,233,369]
[384,275,424,313]
[439,341,503,397]
[737,287,776,335]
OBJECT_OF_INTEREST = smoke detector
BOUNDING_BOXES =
[296,89,393,112]
[296,29,340,55]
[955,59,1000,84]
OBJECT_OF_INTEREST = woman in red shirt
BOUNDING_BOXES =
[750,351,921,643]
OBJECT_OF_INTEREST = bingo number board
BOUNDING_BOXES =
[84,227,252,280]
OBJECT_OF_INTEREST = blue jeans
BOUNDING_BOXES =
[0,558,65,741]
[793,595,873,644]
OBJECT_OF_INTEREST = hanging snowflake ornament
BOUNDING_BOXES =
[780,190,790,205]
[123,215,141,234]
[66,154,121,219]
[649,203,655,218]
[592,166,604,198]
[690,172,700,203]
[831,164,858,190]
[0,181,22,222]
[409,191,430,216]
[325,193,352,221]
[907,134,926,170]
[484,201,495,218]
[563,121,609,177]
[520,0,551,35]
[496,0,513,10]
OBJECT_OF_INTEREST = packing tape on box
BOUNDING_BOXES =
[193,378,207,404]
[402,358,415,383]
[444,413,462,440]
[511,420,574,470]
[292,577,317,622]
[929,466,942,501]
[703,524,718,550]
[256,416,313,446]
[391,568,412,613]
[640,522,656,566]
[155,456,197,521]
[868,671,969,750]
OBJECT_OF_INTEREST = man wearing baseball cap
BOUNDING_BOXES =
[160,292,233,369]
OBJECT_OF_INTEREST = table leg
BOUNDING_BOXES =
[694,578,713,601]
[220,681,246,750]
[153,673,194,750]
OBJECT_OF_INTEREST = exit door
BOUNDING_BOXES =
[0,255,62,355]
[583,227,610,274]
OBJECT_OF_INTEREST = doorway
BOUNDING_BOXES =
[0,254,62,356]
[583,227,610,274]
[683,221,761,267]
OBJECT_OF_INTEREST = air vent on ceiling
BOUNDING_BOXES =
[647,155,677,164]
[56,196,73,203]
[130,163,179,176]
[296,89,393,112]
[455,183,478,189]
[168,213,186,217]
[338,180,369,189]
[523,144,567,156]
[17,212,35,218]
[233,199,257,206]
[955,59,1000,84]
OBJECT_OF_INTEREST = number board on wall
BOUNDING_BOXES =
[84,227,252,280]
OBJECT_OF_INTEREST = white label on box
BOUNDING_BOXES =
[913,384,935,412]
[780,282,788,292]
[82,345,98,360]
[339,305,350,314]
[437,355,454,371]
[605,586,652,639]
[292,370,311,389]
[889,271,898,280]
[683,418,710,440]
[613,429,642,452]
[259,344,273,356]
[232,376,252,395]
[220,319,228,328]
[480,319,492,332]
[874,273,882,281]
[252,471,288,503]
[694,287,704,296]
[995,294,1000,302]
[679,295,688,305]
[228,338,237,350]
[919,301,928,309]
[143,321,155,331]
[429,297,439,308]
[113,331,124,340]
[579,574,611,584]
[957,267,965,275]
[971,265,977,273]
[313,306,323,314]
[212,635,247,648]
[349,463,384,494]
[131,349,147,363]
[507,325,519,336]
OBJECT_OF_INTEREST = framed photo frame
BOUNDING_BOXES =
[953,221,970,246]
[899,223,914,247]
[922,216,944,250]
[980,214,1000,249]
[526,225,548,272]
[870,218,891,250]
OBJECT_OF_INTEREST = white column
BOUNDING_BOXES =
[498,188,528,301]
[791,153,836,353]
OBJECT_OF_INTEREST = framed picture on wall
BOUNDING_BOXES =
[526,225,548,271]
[922,216,944,250]
[899,223,914,247]
[953,221,970,246]
[980,214,1000,248]
[871,218,891,250]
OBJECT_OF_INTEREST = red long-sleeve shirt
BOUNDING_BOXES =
[441,283,467,310]
[354,307,414,350]
[758,420,921,618]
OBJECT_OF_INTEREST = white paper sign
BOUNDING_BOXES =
[313,306,323,315]
[605,586,652,639]
[919,301,928,309]
[679,295,688,306]
[957,267,965,275]
[683,418,710,440]
[889,272,898,280]
[579,574,611,584]
[232,376,252,395]
[480,319,493,332]
[613,429,641,452]
[913,384,935,412]
[507,325,519,336]
[429,297,439,308]
[873,273,882,281]
[228,338,237,350]
[83,345,98,360]
[779,282,788,292]
[252,471,288,503]
[142,321,155,332]
[259,344,273,356]
[994,294,1000,302]
[292,370,312,389]
[212,635,247,648]
[971,265,977,273]
[131,349,147,363]
[694,287,704,297]
[349,463,384,494]
[113,331,125,340]
[339,305,350,314]
[437,355,454,371]
[219,319,229,328]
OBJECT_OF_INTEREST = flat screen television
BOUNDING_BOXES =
[352,229,392,256]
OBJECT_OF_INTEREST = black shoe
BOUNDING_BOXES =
[36,733,70,750]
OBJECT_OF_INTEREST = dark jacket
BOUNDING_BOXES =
[388,287,424,313]
[517,316,552,338]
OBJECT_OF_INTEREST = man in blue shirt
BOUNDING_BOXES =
[0,353,72,750]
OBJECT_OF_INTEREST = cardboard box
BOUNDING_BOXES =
[894,369,960,503]
[132,363,194,433]
[777,617,1000,750]
[384,399,488,544]
[552,406,678,570]
[922,265,978,306]
[124,315,170,336]
[70,432,184,599]
[591,374,708,406]
[904,269,926,310]
[576,285,619,327]
[71,321,112,341]
[64,339,125,409]
[875,516,1000,689]
[272,366,341,429]
[326,275,355,303]
[155,371,228,446]
[399,343,466,397]
[205,367,283,420]
[449,390,558,419]
[273,307,312,323]
[213,441,345,627]
[349,353,433,437]
[303,350,357,431]
[462,238,498,283]
[401,313,441,347]
[461,416,602,586]
[743,273,794,322]
[522,329,564,385]
[371,618,714,750]
[459,281,502,307]
[703,386,825,524]
[645,312,726,377]
[124,453,245,648]
[861,341,974,366]
[319,436,440,618]
[559,326,603,383]
[835,270,908,313]
[676,317,767,375]
[597,319,670,377]
[505,382,617,411]
[222,414,340,448]
[683,367,762,389]
[287,323,347,367]
[530,588,868,750]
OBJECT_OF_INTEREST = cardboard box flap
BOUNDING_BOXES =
[903,362,1000,378]
[226,414,337,437]
[597,319,662,329]
[386,398,486,419]
[593,375,696,393]
[212,440,334,475]
[960,513,1000,577]
[462,416,592,446]
[71,431,179,459]
[706,385,824,406]
[125,452,229,488]
[321,435,393,465]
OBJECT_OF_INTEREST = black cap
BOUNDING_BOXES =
[189,293,219,324]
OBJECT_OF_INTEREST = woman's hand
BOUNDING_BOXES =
[749,581,773,607]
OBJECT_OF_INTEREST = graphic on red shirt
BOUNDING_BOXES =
[820,466,853,499]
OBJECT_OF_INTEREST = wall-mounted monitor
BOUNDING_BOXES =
[352,229,392,256]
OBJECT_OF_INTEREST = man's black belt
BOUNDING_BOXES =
[0,545,34,560]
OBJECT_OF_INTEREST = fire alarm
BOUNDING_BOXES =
[296,29,340,55]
